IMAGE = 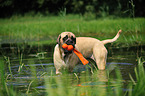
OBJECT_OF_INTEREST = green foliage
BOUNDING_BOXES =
[0,0,145,18]
[131,58,145,96]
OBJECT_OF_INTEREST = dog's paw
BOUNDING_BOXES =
[56,71,62,75]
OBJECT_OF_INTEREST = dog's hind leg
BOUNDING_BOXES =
[93,44,107,70]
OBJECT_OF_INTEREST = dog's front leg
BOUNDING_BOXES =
[53,44,66,74]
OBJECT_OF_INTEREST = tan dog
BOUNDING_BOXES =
[53,30,122,74]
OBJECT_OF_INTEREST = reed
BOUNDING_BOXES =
[0,54,145,95]
[129,58,145,96]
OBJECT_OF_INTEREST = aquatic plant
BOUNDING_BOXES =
[129,58,145,96]
[0,54,145,96]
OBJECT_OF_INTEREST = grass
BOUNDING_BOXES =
[0,14,145,47]
[0,14,145,95]
[1,57,145,96]
[129,58,145,96]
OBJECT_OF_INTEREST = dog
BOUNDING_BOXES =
[53,30,122,74]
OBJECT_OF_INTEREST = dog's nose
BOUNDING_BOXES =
[67,40,73,44]
[70,41,73,43]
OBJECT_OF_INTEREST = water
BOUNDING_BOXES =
[1,43,145,95]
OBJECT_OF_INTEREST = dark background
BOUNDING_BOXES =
[0,0,144,18]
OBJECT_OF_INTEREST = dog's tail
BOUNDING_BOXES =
[101,30,122,45]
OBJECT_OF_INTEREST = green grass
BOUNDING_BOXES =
[0,14,145,47]
[129,58,145,96]
[1,14,145,96]
[1,57,145,96]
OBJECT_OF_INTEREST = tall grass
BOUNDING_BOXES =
[0,55,145,95]
[129,58,145,96]
[44,58,145,96]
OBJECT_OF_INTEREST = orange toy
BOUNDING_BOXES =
[67,45,74,51]
[73,49,89,65]
[62,43,89,65]
[62,43,68,49]
[62,43,74,51]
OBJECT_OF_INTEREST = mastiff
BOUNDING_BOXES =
[53,30,122,74]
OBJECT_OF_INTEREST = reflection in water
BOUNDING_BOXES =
[1,44,145,95]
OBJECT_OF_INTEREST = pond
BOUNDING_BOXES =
[0,43,145,95]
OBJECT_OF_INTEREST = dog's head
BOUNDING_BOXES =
[57,32,76,50]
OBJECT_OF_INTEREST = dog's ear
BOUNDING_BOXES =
[57,35,61,44]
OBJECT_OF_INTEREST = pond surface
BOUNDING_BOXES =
[1,43,145,95]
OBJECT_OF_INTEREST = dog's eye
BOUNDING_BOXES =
[71,36,76,43]
[71,36,74,40]
[63,35,68,41]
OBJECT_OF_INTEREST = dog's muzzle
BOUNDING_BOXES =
[64,38,75,47]
[65,39,73,45]
[62,39,75,55]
